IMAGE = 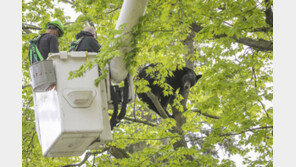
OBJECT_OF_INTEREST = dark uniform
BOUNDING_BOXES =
[74,31,101,52]
[28,33,59,64]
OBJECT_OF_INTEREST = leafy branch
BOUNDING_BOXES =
[191,108,221,119]
[191,23,273,51]
[22,23,41,34]
[219,126,273,137]
[251,55,271,118]
[115,136,176,141]
[62,149,107,167]
[22,84,31,89]
[23,98,33,115]
[60,0,74,5]
[214,33,273,51]
[104,7,120,14]
[22,23,42,30]
[108,113,157,127]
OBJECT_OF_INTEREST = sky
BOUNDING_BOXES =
[56,1,80,22]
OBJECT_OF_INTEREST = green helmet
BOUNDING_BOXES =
[45,20,64,37]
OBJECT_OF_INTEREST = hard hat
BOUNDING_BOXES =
[45,20,65,37]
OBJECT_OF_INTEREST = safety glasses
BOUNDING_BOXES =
[47,25,61,37]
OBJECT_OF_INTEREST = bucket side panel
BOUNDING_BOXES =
[54,57,104,134]
[34,90,62,155]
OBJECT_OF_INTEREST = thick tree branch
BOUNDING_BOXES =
[22,28,32,34]
[264,0,273,27]
[251,27,272,32]
[214,34,273,51]
[108,146,130,159]
[190,23,203,33]
[182,27,196,69]
[191,23,273,51]
[232,35,273,51]
[22,23,40,34]
[170,27,197,155]
[22,23,42,31]
[169,29,200,161]
[146,91,169,119]
[171,90,193,161]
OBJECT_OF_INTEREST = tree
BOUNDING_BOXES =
[22,0,273,166]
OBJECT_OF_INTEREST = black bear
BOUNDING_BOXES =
[137,64,202,118]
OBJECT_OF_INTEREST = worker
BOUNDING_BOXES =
[28,20,64,64]
[28,20,64,91]
[69,26,101,52]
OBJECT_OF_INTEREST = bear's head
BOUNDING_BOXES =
[182,74,202,90]
[181,69,202,91]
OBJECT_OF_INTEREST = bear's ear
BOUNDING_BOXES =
[196,74,202,81]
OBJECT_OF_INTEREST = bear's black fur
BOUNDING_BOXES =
[137,64,202,118]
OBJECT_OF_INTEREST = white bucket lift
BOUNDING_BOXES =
[32,51,112,157]
[31,0,148,158]
[110,0,148,83]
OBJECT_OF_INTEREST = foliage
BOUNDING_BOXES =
[22,0,273,166]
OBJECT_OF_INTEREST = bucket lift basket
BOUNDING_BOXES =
[32,51,115,157]
[29,60,56,92]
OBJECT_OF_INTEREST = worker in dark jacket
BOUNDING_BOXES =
[28,20,64,64]
[28,20,64,91]
[69,27,101,52]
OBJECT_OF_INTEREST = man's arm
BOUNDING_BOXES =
[50,35,59,53]
[47,35,59,91]
[90,38,101,52]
